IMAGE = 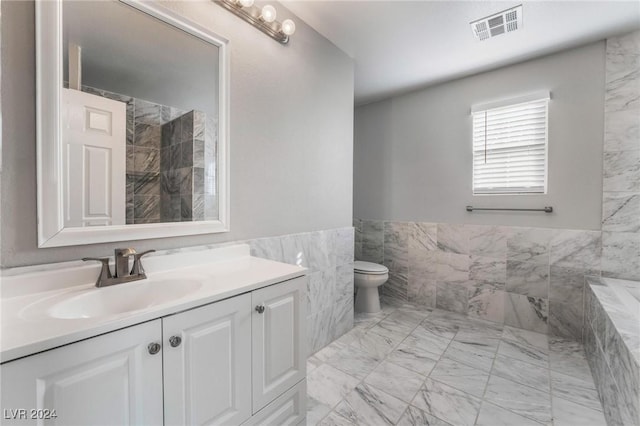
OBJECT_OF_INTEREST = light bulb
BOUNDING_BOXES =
[238,0,254,7]
[261,5,276,23]
[281,19,296,36]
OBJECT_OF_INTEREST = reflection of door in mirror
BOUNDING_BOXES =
[62,88,126,227]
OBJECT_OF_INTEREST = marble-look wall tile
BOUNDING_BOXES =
[605,51,640,113]
[353,219,363,261]
[161,105,187,123]
[248,227,357,355]
[133,194,160,221]
[601,30,640,285]
[603,150,640,192]
[134,123,161,148]
[549,300,583,341]
[160,193,180,222]
[134,99,162,125]
[383,222,409,303]
[182,143,194,171]
[353,219,599,339]
[549,230,602,270]
[308,307,333,354]
[335,228,355,266]
[331,296,355,340]
[193,110,206,141]
[436,281,470,314]
[468,225,507,258]
[437,252,470,284]
[601,231,640,280]
[437,223,469,254]
[409,222,438,256]
[308,230,335,272]
[336,263,354,301]
[193,167,205,195]
[382,271,408,303]
[280,233,311,269]
[193,140,205,169]
[180,112,194,144]
[408,252,437,308]
[162,118,182,148]
[504,293,548,334]
[179,167,193,196]
[507,227,552,264]
[549,265,593,305]
[468,287,505,323]
[134,173,160,197]
[607,30,640,55]
[602,192,640,232]
[361,220,384,263]
[384,222,409,268]
[506,260,549,298]
[133,147,160,173]
[604,108,640,152]
[249,236,284,262]
[180,195,192,220]
[308,270,337,315]
[469,255,506,289]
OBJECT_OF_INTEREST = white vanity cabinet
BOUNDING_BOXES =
[0,320,164,426]
[163,293,252,425]
[0,276,306,426]
[251,278,306,413]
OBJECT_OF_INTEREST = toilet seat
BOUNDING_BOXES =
[354,261,388,275]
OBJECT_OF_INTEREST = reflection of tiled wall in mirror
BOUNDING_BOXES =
[76,85,217,224]
[160,110,218,223]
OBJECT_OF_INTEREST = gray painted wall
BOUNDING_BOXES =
[0,1,354,268]
[354,42,606,230]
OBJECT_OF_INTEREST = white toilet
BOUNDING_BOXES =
[354,261,389,313]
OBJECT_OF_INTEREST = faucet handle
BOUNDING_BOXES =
[114,248,137,258]
[82,257,113,286]
[131,250,156,276]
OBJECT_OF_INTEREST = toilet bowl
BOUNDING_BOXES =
[354,261,389,313]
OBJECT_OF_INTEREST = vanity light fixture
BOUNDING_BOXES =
[215,0,295,44]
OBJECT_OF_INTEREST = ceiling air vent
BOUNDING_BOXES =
[471,5,522,41]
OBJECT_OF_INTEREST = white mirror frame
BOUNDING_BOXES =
[36,0,230,248]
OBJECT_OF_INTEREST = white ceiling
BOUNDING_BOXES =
[283,1,640,105]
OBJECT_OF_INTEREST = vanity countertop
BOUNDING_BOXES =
[0,245,305,363]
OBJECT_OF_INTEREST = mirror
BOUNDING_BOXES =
[36,0,229,247]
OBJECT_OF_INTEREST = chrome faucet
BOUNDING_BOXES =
[83,248,156,288]
[114,248,136,278]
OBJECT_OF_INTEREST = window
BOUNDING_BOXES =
[472,93,550,195]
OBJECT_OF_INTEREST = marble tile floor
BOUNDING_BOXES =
[306,303,606,426]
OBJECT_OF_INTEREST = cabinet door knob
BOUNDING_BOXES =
[169,335,182,348]
[255,304,266,314]
[147,342,161,355]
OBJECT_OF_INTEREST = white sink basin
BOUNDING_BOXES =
[23,279,203,320]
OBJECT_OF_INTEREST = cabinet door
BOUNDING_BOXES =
[0,320,163,426]
[252,277,306,413]
[242,380,306,426]
[163,293,252,426]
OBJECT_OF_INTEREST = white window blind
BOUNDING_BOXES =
[472,96,549,195]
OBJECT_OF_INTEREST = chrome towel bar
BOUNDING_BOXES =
[466,206,553,213]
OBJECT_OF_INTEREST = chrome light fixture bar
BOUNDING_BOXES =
[215,0,296,44]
